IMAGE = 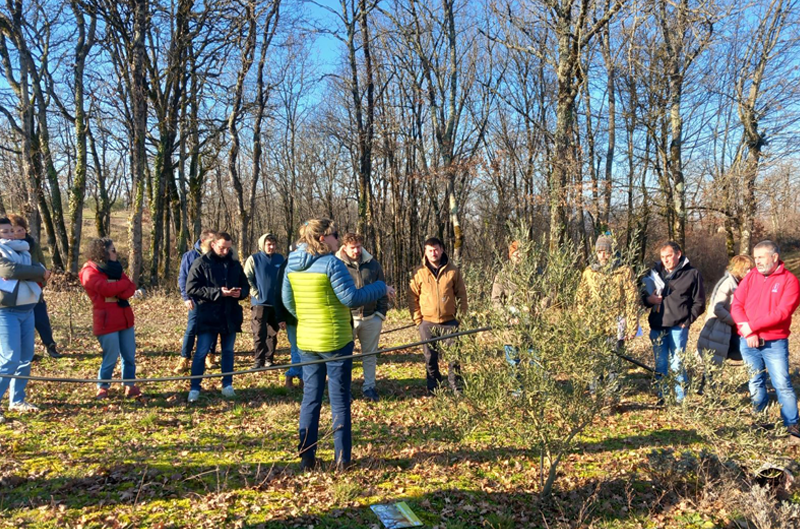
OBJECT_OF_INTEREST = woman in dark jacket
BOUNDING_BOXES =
[185,231,249,402]
[79,238,141,400]
[7,214,62,359]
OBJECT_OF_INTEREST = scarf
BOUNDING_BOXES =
[0,238,42,306]
[94,260,129,307]
[95,259,123,280]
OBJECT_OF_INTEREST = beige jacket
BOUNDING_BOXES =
[408,254,468,325]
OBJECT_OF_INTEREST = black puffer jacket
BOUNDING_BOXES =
[642,256,706,330]
[186,251,250,334]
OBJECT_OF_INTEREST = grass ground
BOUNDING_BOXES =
[1,252,799,528]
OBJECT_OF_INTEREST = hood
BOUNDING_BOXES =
[287,243,322,272]
[336,247,373,266]
[257,233,273,253]
[193,239,203,252]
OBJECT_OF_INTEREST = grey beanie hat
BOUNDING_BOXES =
[595,235,613,253]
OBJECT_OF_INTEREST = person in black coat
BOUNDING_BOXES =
[185,232,249,402]
[642,240,705,404]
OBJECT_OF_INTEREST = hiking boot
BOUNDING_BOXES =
[188,390,200,403]
[788,424,800,439]
[174,357,191,374]
[96,388,109,400]
[300,453,317,471]
[221,385,235,398]
[9,401,39,413]
[125,386,142,399]
[363,387,379,402]
[46,343,63,359]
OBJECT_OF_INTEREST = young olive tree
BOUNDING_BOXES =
[439,229,641,498]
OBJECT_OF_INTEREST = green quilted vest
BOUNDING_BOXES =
[288,271,352,351]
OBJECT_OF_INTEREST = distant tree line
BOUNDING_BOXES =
[0,0,798,287]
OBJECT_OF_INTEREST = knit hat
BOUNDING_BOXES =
[595,236,613,253]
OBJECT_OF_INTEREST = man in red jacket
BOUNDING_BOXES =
[732,240,800,437]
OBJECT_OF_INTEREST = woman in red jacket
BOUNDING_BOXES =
[79,238,141,399]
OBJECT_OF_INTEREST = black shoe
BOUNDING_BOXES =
[755,422,776,431]
[253,361,265,369]
[46,344,63,359]
[787,424,800,439]
[300,453,317,471]
[363,388,379,402]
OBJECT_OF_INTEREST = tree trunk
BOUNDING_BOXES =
[128,0,149,284]
[66,1,96,273]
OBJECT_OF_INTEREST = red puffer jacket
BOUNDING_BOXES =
[79,261,136,336]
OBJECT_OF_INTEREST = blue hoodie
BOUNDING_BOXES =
[282,244,386,352]
[178,240,203,301]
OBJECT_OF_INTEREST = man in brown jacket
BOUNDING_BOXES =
[408,237,468,394]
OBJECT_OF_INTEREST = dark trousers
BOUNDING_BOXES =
[251,305,279,365]
[34,298,55,346]
[418,320,461,392]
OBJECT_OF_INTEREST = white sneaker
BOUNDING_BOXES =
[221,386,235,398]
[188,390,200,403]
[9,401,39,413]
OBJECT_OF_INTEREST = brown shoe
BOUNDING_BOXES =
[96,388,109,400]
[285,376,295,389]
[788,424,800,439]
[174,357,191,374]
[125,386,142,399]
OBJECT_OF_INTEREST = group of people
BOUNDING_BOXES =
[2,211,799,463]
[565,235,800,437]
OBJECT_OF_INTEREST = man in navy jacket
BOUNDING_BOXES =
[175,229,217,373]
[244,233,286,368]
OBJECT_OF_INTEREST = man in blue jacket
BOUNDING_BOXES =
[245,233,285,368]
[175,229,217,373]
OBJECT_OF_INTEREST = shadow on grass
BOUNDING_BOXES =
[254,478,678,529]
[0,447,683,529]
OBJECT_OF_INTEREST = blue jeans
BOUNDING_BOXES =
[97,326,137,389]
[285,324,302,378]
[34,299,55,346]
[0,306,36,405]
[180,307,218,359]
[298,341,354,465]
[650,326,688,402]
[740,338,799,426]
[191,332,236,391]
